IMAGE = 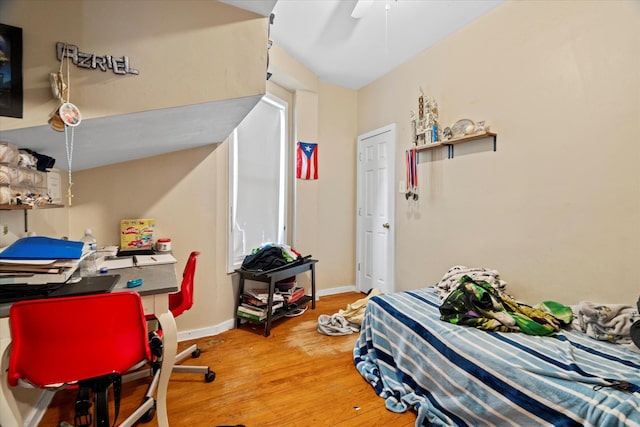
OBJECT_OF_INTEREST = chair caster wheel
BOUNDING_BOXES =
[191,348,201,358]
[140,398,156,423]
[205,370,216,383]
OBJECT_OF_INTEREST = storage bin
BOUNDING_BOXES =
[0,164,18,185]
[16,168,35,186]
[33,170,47,188]
[0,142,19,166]
[0,184,11,204]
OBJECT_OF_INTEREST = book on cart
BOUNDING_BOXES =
[237,301,284,321]
[277,286,306,306]
[236,309,265,322]
[244,288,285,304]
[242,294,267,307]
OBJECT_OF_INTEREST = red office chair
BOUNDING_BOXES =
[7,292,156,427]
[127,251,215,385]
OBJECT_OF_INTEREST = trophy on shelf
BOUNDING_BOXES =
[411,89,440,146]
[417,90,426,146]
[410,110,417,146]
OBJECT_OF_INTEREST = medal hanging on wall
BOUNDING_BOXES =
[405,148,418,201]
[49,44,82,206]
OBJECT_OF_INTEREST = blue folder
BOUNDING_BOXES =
[0,236,84,260]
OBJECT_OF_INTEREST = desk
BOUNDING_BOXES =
[235,259,317,337]
[0,263,179,427]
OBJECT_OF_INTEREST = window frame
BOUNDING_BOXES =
[227,93,288,273]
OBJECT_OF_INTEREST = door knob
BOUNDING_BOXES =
[382,223,390,229]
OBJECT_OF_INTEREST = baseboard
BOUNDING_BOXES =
[317,285,357,297]
[177,285,359,342]
[177,318,236,342]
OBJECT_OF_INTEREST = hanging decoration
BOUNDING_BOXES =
[405,148,418,201]
[48,55,67,132]
[48,43,81,206]
[55,42,139,76]
[296,141,318,180]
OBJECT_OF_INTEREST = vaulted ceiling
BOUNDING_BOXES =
[268,0,503,90]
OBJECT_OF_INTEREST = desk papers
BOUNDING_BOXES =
[134,254,177,266]
[0,261,80,284]
[98,257,135,270]
[95,254,176,271]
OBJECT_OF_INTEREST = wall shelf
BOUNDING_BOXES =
[0,204,65,232]
[0,204,64,210]
[414,131,497,159]
[414,141,444,152]
[443,131,497,146]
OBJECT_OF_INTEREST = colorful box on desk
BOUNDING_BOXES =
[120,218,155,251]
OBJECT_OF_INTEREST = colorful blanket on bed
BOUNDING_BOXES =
[439,275,572,335]
[354,287,640,427]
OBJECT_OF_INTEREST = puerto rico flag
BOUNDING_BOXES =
[296,141,318,180]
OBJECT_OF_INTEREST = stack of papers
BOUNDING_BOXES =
[0,237,85,284]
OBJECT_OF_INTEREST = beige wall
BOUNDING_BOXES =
[359,0,640,305]
[316,82,358,289]
[0,0,268,130]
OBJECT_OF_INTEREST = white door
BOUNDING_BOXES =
[356,124,395,294]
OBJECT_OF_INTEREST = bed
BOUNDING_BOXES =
[354,287,640,426]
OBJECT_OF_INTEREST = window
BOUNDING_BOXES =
[227,94,287,272]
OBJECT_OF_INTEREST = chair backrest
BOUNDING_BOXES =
[8,291,151,388]
[168,251,200,318]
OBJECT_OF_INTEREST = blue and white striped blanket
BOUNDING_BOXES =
[354,287,640,426]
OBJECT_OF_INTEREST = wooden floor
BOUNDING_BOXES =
[39,292,417,427]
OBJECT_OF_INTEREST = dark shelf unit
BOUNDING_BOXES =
[235,259,317,337]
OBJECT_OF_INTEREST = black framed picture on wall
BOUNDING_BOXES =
[0,23,23,118]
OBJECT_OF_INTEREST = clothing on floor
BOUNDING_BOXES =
[317,288,382,336]
[338,288,382,326]
[317,314,360,336]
